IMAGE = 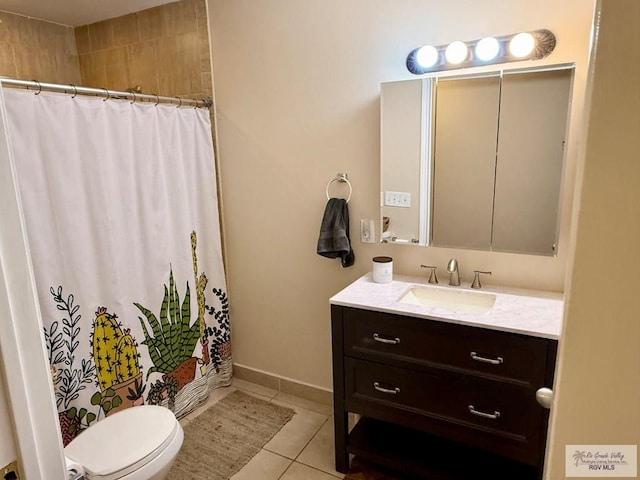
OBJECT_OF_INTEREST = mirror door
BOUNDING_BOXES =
[492,69,572,255]
[431,75,500,250]
[380,66,573,256]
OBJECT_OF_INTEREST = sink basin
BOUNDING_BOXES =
[397,286,496,314]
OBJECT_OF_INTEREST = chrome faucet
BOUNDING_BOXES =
[447,258,460,286]
[471,270,492,289]
[420,265,438,284]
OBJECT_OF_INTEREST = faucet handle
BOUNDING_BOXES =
[420,265,438,284]
[471,270,492,289]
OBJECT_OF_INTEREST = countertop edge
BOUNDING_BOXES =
[329,274,563,341]
[329,299,560,341]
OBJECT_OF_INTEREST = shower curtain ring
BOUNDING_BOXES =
[102,88,110,101]
[32,80,42,95]
[130,91,137,104]
[69,84,77,98]
[176,97,182,108]
[154,94,160,106]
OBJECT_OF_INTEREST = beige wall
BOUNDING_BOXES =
[546,0,640,477]
[208,0,595,390]
[0,11,80,84]
[75,0,212,99]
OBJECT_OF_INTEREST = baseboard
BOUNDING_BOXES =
[232,363,333,406]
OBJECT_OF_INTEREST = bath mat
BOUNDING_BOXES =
[168,389,295,479]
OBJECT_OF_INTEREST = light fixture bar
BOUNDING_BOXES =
[406,29,556,75]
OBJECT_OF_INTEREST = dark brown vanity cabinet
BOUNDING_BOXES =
[331,305,558,479]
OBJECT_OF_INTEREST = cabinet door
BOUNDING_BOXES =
[345,357,544,465]
[343,308,551,385]
[431,76,500,250]
[492,69,572,255]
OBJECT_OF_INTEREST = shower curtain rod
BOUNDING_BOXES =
[0,77,213,109]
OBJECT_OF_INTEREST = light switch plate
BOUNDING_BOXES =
[360,219,375,243]
[384,191,411,208]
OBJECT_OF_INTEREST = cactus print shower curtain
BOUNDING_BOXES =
[1,87,231,446]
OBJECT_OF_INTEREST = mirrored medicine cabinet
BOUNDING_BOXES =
[380,65,574,256]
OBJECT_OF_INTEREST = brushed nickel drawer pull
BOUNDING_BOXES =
[373,382,400,395]
[468,405,501,419]
[470,351,503,365]
[373,333,401,345]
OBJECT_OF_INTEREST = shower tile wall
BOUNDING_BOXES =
[0,12,81,85]
[75,0,213,100]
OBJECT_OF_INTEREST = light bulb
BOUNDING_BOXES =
[509,32,535,58]
[475,37,500,61]
[416,45,439,68]
[445,41,468,64]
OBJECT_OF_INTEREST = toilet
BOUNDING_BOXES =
[64,405,184,480]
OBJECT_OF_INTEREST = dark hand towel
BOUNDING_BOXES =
[317,198,355,268]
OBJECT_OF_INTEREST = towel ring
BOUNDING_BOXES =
[325,173,352,203]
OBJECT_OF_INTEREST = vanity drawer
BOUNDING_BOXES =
[345,357,543,464]
[343,308,551,385]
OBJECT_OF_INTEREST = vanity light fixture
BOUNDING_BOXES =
[509,32,536,58]
[475,37,500,62]
[407,29,556,75]
[444,41,468,64]
[415,45,439,68]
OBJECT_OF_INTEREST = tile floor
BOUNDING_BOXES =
[180,378,346,480]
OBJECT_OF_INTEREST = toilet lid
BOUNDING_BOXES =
[64,405,179,480]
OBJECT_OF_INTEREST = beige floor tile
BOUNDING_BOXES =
[263,404,328,459]
[230,449,293,480]
[296,417,344,477]
[273,391,334,416]
[280,462,344,480]
[232,377,279,399]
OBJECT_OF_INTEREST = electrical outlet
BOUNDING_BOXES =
[384,191,411,208]
[360,219,375,243]
[2,461,20,480]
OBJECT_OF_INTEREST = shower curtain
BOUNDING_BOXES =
[0,86,231,447]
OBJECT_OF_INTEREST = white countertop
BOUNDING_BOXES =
[330,274,564,340]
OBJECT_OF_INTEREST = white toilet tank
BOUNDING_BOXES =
[64,405,182,480]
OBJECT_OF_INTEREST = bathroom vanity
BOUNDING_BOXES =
[330,275,563,479]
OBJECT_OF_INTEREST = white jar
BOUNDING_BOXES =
[372,256,393,283]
